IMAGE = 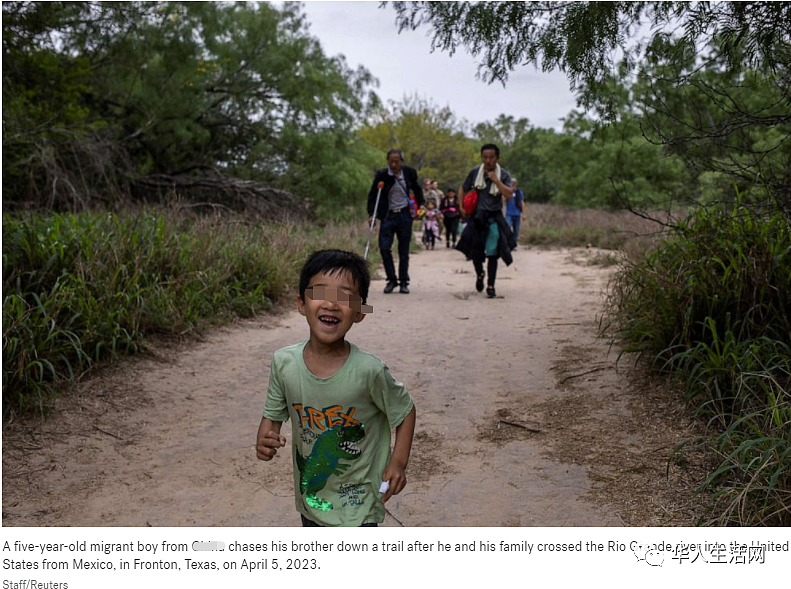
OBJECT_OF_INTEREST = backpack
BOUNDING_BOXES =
[408,191,420,220]
[462,189,478,216]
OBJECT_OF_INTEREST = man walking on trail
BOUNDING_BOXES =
[456,143,517,298]
[368,149,425,294]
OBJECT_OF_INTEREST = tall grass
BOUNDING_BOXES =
[2,209,375,414]
[522,203,661,256]
[605,204,791,525]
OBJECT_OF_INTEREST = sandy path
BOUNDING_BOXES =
[3,245,707,526]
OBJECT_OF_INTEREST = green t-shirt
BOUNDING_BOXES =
[263,341,414,526]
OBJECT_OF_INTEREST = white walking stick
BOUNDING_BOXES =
[364,181,385,260]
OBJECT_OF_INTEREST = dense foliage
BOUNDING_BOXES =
[6,2,787,212]
[606,204,791,524]
[2,2,380,211]
[360,95,479,189]
[389,2,791,92]
[2,210,376,412]
[468,64,789,209]
[634,39,791,206]
[472,112,689,208]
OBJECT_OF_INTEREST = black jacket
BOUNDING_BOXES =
[367,166,425,220]
[455,207,516,266]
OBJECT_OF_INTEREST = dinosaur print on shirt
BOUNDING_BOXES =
[294,421,365,511]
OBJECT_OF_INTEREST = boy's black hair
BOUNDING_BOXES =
[299,249,371,304]
[480,143,500,157]
[447,187,456,194]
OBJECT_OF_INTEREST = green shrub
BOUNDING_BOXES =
[605,204,791,525]
[2,209,375,413]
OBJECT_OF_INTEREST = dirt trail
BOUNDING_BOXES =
[3,245,709,526]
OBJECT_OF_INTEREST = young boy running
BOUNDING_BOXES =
[256,249,416,526]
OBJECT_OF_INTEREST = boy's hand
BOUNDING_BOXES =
[382,406,415,503]
[380,459,407,503]
[256,431,286,461]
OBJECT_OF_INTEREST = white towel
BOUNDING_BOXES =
[473,163,502,196]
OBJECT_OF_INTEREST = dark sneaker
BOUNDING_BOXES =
[399,284,410,294]
[384,281,398,294]
[486,285,496,298]
[475,273,485,292]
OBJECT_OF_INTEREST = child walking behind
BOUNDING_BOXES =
[256,249,416,526]
[422,201,441,250]
[440,189,461,248]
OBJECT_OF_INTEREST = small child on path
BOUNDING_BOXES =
[256,249,416,527]
[422,201,441,250]
[440,188,461,248]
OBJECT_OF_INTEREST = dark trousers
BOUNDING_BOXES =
[424,225,436,247]
[473,256,499,287]
[508,214,521,242]
[379,209,412,285]
[301,514,378,527]
[444,216,459,245]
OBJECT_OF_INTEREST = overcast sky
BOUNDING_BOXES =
[296,1,579,130]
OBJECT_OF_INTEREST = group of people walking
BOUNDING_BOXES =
[420,183,462,250]
[367,144,525,298]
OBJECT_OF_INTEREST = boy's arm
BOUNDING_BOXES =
[381,406,416,503]
[256,417,286,461]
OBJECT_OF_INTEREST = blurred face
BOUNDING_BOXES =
[298,271,365,346]
[431,181,439,190]
[481,148,499,171]
[448,191,456,200]
[387,153,403,175]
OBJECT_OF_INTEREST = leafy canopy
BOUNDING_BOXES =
[389,1,791,94]
[3,1,381,209]
[360,95,478,188]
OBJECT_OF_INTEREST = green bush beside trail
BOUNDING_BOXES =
[2,210,374,413]
[606,205,791,525]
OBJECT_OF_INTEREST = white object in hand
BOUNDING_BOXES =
[378,480,390,494]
